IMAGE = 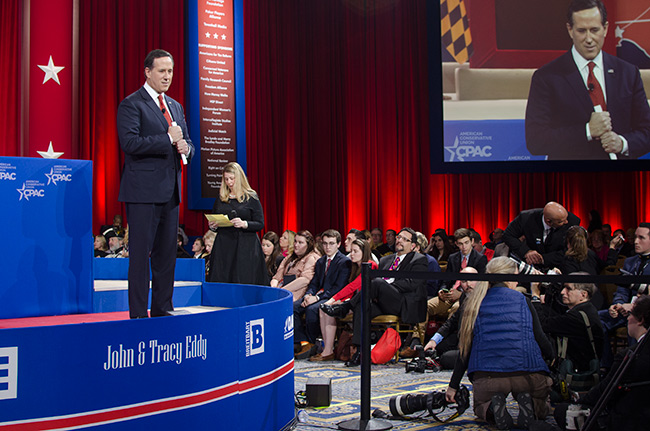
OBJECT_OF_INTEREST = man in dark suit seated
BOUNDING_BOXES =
[344,227,428,366]
[525,0,650,160]
[503,201,580,269]
[293,229,351,359]
[116,49,194,318]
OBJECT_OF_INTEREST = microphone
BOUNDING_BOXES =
[171,121,188,165]
[229,210,238,220]
[161,108,166,114]
[588,83,594,92]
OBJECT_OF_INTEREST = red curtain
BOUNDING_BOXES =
[2,0,649,240]
[0,0,21,157]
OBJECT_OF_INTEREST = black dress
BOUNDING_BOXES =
[207,196,269,285]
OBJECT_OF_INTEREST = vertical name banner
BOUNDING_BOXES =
[187,0,246,210]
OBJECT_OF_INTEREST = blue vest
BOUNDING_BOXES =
[467,285,549,375]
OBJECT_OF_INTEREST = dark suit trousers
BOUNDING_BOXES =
[293,298,328,343]
[126,199,179,318]
[350,278,402,345]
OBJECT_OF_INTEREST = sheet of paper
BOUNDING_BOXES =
[205,214,233,227]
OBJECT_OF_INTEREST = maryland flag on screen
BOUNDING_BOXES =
[441,0,473,64]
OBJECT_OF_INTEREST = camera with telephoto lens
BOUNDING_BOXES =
[404,345,442,373]
[511,257,537,275]
[388,384,470,419]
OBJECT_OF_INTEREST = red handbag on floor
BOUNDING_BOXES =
[371,328,401,364]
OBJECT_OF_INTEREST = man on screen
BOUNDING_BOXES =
[525,0,650,160]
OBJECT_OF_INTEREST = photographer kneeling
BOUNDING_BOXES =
[554,295,650,431]
[445,257,554,430]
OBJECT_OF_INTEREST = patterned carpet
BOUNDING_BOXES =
[292,358,513,431]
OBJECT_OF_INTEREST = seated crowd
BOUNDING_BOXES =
[93,202,649,430]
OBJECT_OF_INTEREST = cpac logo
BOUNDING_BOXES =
[283,315,294,340]
[17,183,45,201]
[45,168,72,185]
[0,347,18,400]
[246,318,265,357]
[445,137,493,162]
[0,172,16,180]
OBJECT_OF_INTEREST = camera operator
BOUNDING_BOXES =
[598,222,650,370]
[554,295,650,431]
[531,273,604,374]
[422,267,479,368]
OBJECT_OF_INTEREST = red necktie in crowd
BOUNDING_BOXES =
[587,62,606,110]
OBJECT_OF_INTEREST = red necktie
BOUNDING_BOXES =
[326,258,331,273]
[587,62,606,110]
[461,255,468,269]
[158,94,173,126]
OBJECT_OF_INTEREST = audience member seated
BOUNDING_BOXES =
[271,230,320,300]
[203,230,215,276]
[613,228,634,257]
[531,275,604,376]
[342,227,428,367]
[103,228,126,258]
[191,237,209,259]
[344,229,379,264]
[262,231,284,279]
[415,231,441,297]
[560,225,620,276]
[445,257,553,430]
[176,234,191,258]
[376,229,396,256]
[587,209,603,233]
[423,267,479,368]
[503,201,580,269]
[589,229,610,262]
[601,223,612,241]
[293,229,351,359]
[425,230,454,264]
[554,295,650,431]
[484,228,504,250]
[94,234,108,257]
[100,214,125,239]
[445,228,488,287]
[279,229,295,257]
[318,239,377,362]
[599,223,650,370]
[470,229,494,261]
[370,227,384,251]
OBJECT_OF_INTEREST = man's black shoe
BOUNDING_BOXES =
[320,301,351,318]
[345,350,361,367]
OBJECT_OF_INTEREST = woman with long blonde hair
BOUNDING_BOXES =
[207,162,268,285]
[445,256,553,429]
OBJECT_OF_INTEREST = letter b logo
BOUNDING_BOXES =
[247,318,265,356]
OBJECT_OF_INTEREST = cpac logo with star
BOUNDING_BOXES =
[37,55,65,85]
[44,168,72,185]
[17,183,45,201]
[445,136,493,162]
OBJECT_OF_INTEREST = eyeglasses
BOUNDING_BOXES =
[396,235,412,242]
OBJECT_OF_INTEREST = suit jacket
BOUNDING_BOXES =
[378,252,428,324]
[612,254,650,304]
[304,251,351,300]
[445,249,487,289]
[526,50,650,160]
[503,208,580,267]
[117,87,195,203]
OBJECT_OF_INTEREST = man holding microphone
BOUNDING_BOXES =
[117,49,194,318]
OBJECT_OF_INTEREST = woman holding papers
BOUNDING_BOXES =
[207,162,269,285]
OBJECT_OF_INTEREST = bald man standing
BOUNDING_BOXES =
[503,202,580,268]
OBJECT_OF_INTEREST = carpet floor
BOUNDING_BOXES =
[292,358,558,431]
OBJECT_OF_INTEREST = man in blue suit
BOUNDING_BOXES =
[117,49,194,318]
[293,229,351,358]
[525,0,650,160]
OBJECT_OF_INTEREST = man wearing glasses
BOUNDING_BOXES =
[344,227,428,365]
[294,229,351,359]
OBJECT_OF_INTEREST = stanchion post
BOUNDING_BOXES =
[338,263,392,431]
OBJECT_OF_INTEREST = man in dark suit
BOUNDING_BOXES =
[503,202,580,269]
[525,0,650,160]
[345,227,428,365]
[293,229,351,358]
[117,49,194,318]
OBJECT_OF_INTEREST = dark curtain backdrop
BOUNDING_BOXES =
[1,0,649,240]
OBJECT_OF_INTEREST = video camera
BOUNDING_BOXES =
[404,345,441,373]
